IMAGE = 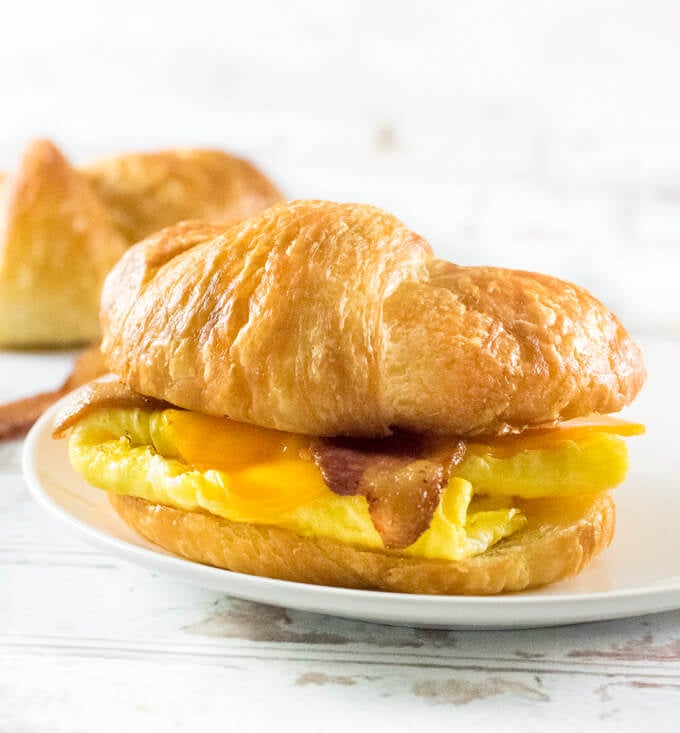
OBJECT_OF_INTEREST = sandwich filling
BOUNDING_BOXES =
[55,382,643,562]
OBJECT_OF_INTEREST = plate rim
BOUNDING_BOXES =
[21,362,680,629]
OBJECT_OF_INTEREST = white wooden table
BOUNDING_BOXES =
[2,351,680,732]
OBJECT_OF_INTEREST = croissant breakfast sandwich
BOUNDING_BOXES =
[52,201,646,594]
[0,140,282,347]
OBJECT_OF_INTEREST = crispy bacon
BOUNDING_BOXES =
[312,434,466,549]
[0,345,108,441]
[52,380,168,438]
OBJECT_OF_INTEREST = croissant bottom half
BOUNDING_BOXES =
[110,492,614,595]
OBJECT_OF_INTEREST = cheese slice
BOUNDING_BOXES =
[480,415,645,458]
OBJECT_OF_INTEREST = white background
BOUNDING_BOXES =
[1,0,679,338]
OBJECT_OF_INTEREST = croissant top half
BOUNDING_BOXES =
[84,148,283,244]
[0,140,283,347]
[101,200,646,438]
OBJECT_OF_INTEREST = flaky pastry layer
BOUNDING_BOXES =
[0,141,127,346]
[0,140,282,347]
[84,148,283,243]
[101,201,646,437]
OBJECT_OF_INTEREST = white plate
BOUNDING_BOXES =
[23,339,680,629]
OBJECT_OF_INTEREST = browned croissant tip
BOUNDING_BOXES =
[100,200,645,438]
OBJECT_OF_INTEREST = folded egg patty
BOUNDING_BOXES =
[65,407,640,561]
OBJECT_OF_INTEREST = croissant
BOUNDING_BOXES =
[83,148,283,244]
[102,200,644,438]
[0,140,283,348]
[110,491,615,595]
[0,140,127,347]
[54,199,645,594]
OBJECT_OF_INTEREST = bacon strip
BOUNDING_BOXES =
[312,434,466,548]
[52,380,168,438]
[0,345,108,441]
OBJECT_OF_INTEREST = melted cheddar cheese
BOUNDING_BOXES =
[66,408,641,561]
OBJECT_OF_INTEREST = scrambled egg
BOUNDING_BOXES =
[67,408,635,561]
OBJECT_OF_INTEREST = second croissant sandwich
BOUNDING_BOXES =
[53,201,646,594]
[0,140,282,347]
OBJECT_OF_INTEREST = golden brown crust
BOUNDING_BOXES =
[0,140,282,347]
[384,262,647,434]
[84,148,284,243]
[101,201,646,438]
[110,492,615,594]
[0,140,128,347]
